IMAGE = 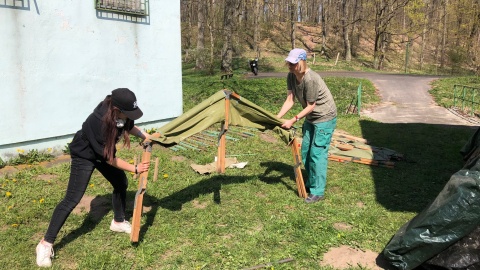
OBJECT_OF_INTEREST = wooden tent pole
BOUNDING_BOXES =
[216,90,241,173]
[130,142,152,242]
[291,138,307,198]
[217,122,227,173]
[217,91,231,173]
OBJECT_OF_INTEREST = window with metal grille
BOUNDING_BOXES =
[1,0,30,10]
[95,0,148,16]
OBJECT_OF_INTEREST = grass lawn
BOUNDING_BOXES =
[0,68,477,269]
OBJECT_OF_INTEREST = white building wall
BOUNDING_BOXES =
[0,1,183,161]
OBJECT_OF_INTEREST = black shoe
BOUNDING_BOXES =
[305,194,324,203]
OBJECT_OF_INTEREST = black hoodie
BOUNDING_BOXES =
[68,99,134,161]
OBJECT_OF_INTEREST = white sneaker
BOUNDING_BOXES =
[109,219,132,234]
[36,240,54,267]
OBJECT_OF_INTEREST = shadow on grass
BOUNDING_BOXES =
[258,161,304,194]
[53,194,117,250]
[359,119,476,213]
[52,192,161,250]
[156,175,252,212]
[52,166,302,247]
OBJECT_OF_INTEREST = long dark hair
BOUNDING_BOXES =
[102,96,131,163]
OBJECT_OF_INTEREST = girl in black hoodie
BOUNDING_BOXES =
[36,88,150,267]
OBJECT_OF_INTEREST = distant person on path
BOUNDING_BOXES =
[276,48,337,203]
[36,88,151,267]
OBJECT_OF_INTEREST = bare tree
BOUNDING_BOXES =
[253,0,261,57]
[440,0,447,68]
[179,0,480,74]
[289,0,297,49]
[221,0,236,73]
[196,0,206,69]
[373,0,410,70]
[419,0,431,70]
[341,0,352,61]
[320,0,328,54]
[207,0,218,66]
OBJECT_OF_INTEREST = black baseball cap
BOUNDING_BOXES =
[111,88,143,120]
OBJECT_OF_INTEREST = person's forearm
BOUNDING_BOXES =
[277,100,294,118]
[109,157,135,172]
[291,103,315,122]
[129,126,147,140]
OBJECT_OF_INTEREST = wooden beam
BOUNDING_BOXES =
[328,154,394,168]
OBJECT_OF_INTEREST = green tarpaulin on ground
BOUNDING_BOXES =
[150,90,294,146]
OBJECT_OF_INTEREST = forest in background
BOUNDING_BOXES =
[180,0,480,75]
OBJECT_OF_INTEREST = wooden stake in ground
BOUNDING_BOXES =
[153,157,159,182]
[130,142,152,242]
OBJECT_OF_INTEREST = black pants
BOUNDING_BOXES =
[44,156,128,244]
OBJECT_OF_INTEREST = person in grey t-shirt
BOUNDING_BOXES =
[277,48,337,203]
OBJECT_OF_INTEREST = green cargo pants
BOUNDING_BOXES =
[301,118,336,196]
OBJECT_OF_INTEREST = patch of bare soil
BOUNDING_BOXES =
[260,133,278,143]
[72,195,111,221]
[256,192,267,198]
[357,201,366,208]
[40,154,71,168]
[333,222,352,231]
[320,245,392,269]
[192,199,207,209]
[36,174,56,181]
[171,155,186,162]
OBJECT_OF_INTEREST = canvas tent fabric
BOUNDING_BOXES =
[149,90,399,169]
[150,90,294,146]
[382,127,480,270]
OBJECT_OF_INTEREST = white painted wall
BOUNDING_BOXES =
[0,1,182,161]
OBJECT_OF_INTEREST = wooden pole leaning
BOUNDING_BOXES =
[291,138,307,198]
[130,141,152,242]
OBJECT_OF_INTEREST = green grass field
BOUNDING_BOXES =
[0,68,477,269]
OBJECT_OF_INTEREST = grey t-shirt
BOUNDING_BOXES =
[287,70,337,123]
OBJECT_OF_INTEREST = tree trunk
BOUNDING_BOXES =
[290,0,297,49]
[195,1,206,69]
[341,0,352,62]
[420,2,430,71]
[373,0,410,70]
[440,0,447,68]
[221,0,235,73]
[207,0,216,68]
[373,1,384,70]
[253,0,261,57]
[321,0,327,53]
[350,0,361,56]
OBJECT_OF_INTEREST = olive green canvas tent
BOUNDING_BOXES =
[149,90,306,197]
[150,90,294,146]
[146,89,401,197]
